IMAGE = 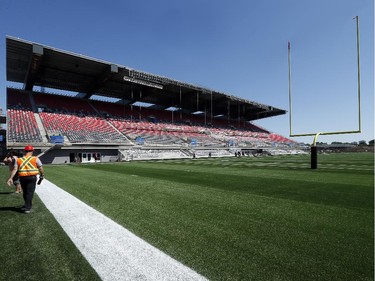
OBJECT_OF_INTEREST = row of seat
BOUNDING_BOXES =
[6,89,294,146]
[39,112,131,144]
[7,107,294,146]
[7,109,43,143]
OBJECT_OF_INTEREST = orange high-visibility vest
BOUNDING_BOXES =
[17,156,39,177]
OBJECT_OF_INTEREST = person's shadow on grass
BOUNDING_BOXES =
[0,206,24,213]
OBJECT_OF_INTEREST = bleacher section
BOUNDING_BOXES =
[39,112,131,144]
[7,108,43,143]
[6,88,295,149]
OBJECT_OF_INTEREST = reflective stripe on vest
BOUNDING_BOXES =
[18,156,39,177]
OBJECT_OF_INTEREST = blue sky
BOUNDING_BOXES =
[0,0,373,144]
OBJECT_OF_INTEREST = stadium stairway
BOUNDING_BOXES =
[34,112,49,143]
[29,91,49,143]
[88,101,134,145]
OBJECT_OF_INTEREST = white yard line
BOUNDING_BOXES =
[36,179,207,281]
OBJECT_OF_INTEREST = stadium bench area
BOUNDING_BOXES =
[7,108,43,143]
[6,88,295,148]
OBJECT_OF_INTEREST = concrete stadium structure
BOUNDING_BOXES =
[4,36,300,164]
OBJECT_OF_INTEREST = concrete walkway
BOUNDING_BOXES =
[36,179,207,281]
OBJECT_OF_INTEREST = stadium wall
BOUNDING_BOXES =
[39,147,119,164]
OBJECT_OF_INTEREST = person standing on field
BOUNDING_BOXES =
[7,145,44,214]
[3,150,22,194]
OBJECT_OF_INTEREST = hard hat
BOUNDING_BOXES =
[24,145,34,151]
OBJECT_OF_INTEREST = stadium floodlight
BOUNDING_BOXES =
[123,76,163,89]
[165,106,181,111]
[288,16,361,169]
[192,111,204,115]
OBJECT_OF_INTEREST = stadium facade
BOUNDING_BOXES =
[4,36,297,164]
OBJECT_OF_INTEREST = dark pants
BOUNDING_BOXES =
[20,176,37,210]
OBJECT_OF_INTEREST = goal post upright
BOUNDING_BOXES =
[287,16,361,169]
[355,15,361,133]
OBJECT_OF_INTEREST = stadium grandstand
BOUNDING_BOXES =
[4,36,300,164]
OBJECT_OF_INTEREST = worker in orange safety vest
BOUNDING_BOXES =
[7,145,44,214]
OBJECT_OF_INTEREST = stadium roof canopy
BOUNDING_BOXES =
[6,36,286,121]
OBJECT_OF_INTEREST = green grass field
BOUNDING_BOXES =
[0,152,373,280]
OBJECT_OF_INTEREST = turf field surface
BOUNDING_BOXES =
[0,152,373,280]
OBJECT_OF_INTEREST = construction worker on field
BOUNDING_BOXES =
[7,145,44,214]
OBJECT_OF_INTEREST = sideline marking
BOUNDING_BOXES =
[36,179,207,281]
